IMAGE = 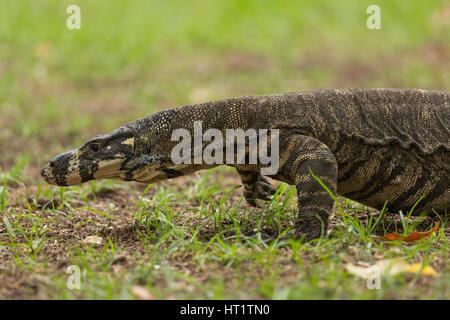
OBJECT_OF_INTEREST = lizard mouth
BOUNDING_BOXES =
[41,167,84,186]
[40,165,84,186]
[41,149,124,186]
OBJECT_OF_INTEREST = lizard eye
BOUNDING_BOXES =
[89,143,100,154]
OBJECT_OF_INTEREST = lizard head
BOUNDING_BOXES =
[40,125,167,186]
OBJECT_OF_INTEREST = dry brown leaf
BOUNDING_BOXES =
[403,221,440,242]
[382,233,401,241]
[382,221,440,242]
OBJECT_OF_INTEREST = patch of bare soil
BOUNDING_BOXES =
[0,271,44,300]
[0,173,448,299]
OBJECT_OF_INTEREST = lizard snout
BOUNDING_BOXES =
[40,163,54,184]
[41,151,78,186]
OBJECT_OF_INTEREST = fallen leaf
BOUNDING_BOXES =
[82,235,103,245]
[382,221,440,242]
[346,259,438,279]
[345,264,376,279]
[382,233,401,241]
[403,221,440,242]
[131,285,155,300]
[403,263,437,277]
[375,259,409,276]
[345,258,408,278]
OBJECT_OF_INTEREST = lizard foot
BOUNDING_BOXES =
[243,176,277,207]
[243,227,278,241]
[286,215,327,241]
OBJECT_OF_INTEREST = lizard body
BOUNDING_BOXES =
[42,88,450,240]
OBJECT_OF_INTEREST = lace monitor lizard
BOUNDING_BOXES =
[41,88,449,240]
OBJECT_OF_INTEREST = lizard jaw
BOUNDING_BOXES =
[41,150,125,186]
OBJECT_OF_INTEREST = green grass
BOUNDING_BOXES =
[0,0,449,299]
[1,163,448,299]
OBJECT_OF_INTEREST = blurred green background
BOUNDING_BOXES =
[0,0,449,171]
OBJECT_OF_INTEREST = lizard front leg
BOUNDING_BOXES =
[236,168,277,207]
[281,135,338,241]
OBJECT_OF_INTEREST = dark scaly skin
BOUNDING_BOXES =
[41,88,450,240]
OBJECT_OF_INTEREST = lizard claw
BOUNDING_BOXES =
[243,176,277,207]
[257,176,277,195]
[243,228,278,241]
[287,215,327,241]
